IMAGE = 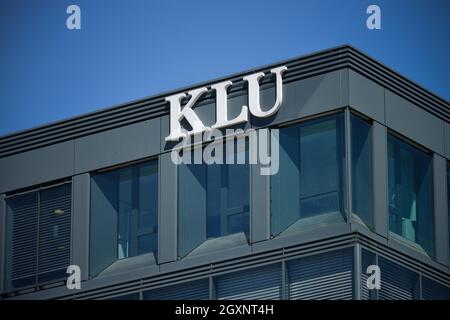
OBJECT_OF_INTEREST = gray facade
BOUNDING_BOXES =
[0,45,449,300]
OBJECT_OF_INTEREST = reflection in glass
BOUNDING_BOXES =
[388,134,434,256]
[178,140,250,257]
[90,160,158,276]
[351,114,373,227]
[271,113,345,236]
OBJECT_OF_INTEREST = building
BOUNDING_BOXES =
[0,45,449,300]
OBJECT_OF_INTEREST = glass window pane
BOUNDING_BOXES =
[5,192,38,290]
[178,140,250,256]
[388,134,434,256]
[90,159,158,276]
[139,162,158,254]
[178,157,207,257]
[5,184,72,290]
[271,114,345,236]
[37,184,72,284]
[351,114,373,227]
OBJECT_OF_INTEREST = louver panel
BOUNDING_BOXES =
[143,279,210,300]
[38,184,72,283]
[421,277,450,300]
[287,248,353,300]
[5,183,72,290]
[361,272,369,300]
[378,257,419,300]
[360,249,377,300]
[9,192,39,288]
[108,292,140,300]
[216,264,282,300]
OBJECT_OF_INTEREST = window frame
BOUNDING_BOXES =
[269,110,347,237]
[89,156,159,277]
[4,179,72,291]
[386,130,435,257]
[177,133,252,257]
[349,111,374,229]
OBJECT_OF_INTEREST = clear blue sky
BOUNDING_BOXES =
[0,0,449,136]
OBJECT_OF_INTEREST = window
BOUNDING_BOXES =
[271,113,345,236]
[5,183,72,290]
[90,160,158,276]
[351,114,373,227]
[388,134,434,256]
[178,140,250,257]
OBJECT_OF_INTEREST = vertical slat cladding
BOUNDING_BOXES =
[143,279,210,300]
[360,249,376,300]
[10,193,38,282]
[421,277,450,300]
[287,248,353,300]
[216,264,282,300]
[378,257,418,300]
[38,184,71,277]
[7,183,72,290]
[361,272,369,300]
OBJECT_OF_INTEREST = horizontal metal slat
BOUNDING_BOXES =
[216,263,281,300]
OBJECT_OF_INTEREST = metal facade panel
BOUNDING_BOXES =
[372,122,388,238]
[445,122,450,159]
[250,160,270,243]
[158,152,178,264]
[385,90,445,155]
[216,263,282,300]
[0,141,74,194]
[348,70,385,123]
[287,248,353,300]
[0,194,5,292]
[252,70,347,128]
[143,278,209,300]
[433,154,449,265]
[74,118,160,174]
[346,47,449,122]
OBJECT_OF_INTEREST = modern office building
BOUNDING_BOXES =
[0,45,449,300]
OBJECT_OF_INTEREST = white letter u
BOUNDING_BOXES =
[243,66,287,118]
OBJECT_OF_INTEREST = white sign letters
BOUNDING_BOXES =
[165,66,288,142]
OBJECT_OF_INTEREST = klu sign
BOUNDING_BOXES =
[165,66,288,142]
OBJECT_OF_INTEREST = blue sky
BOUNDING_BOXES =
[0,0,449,136]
